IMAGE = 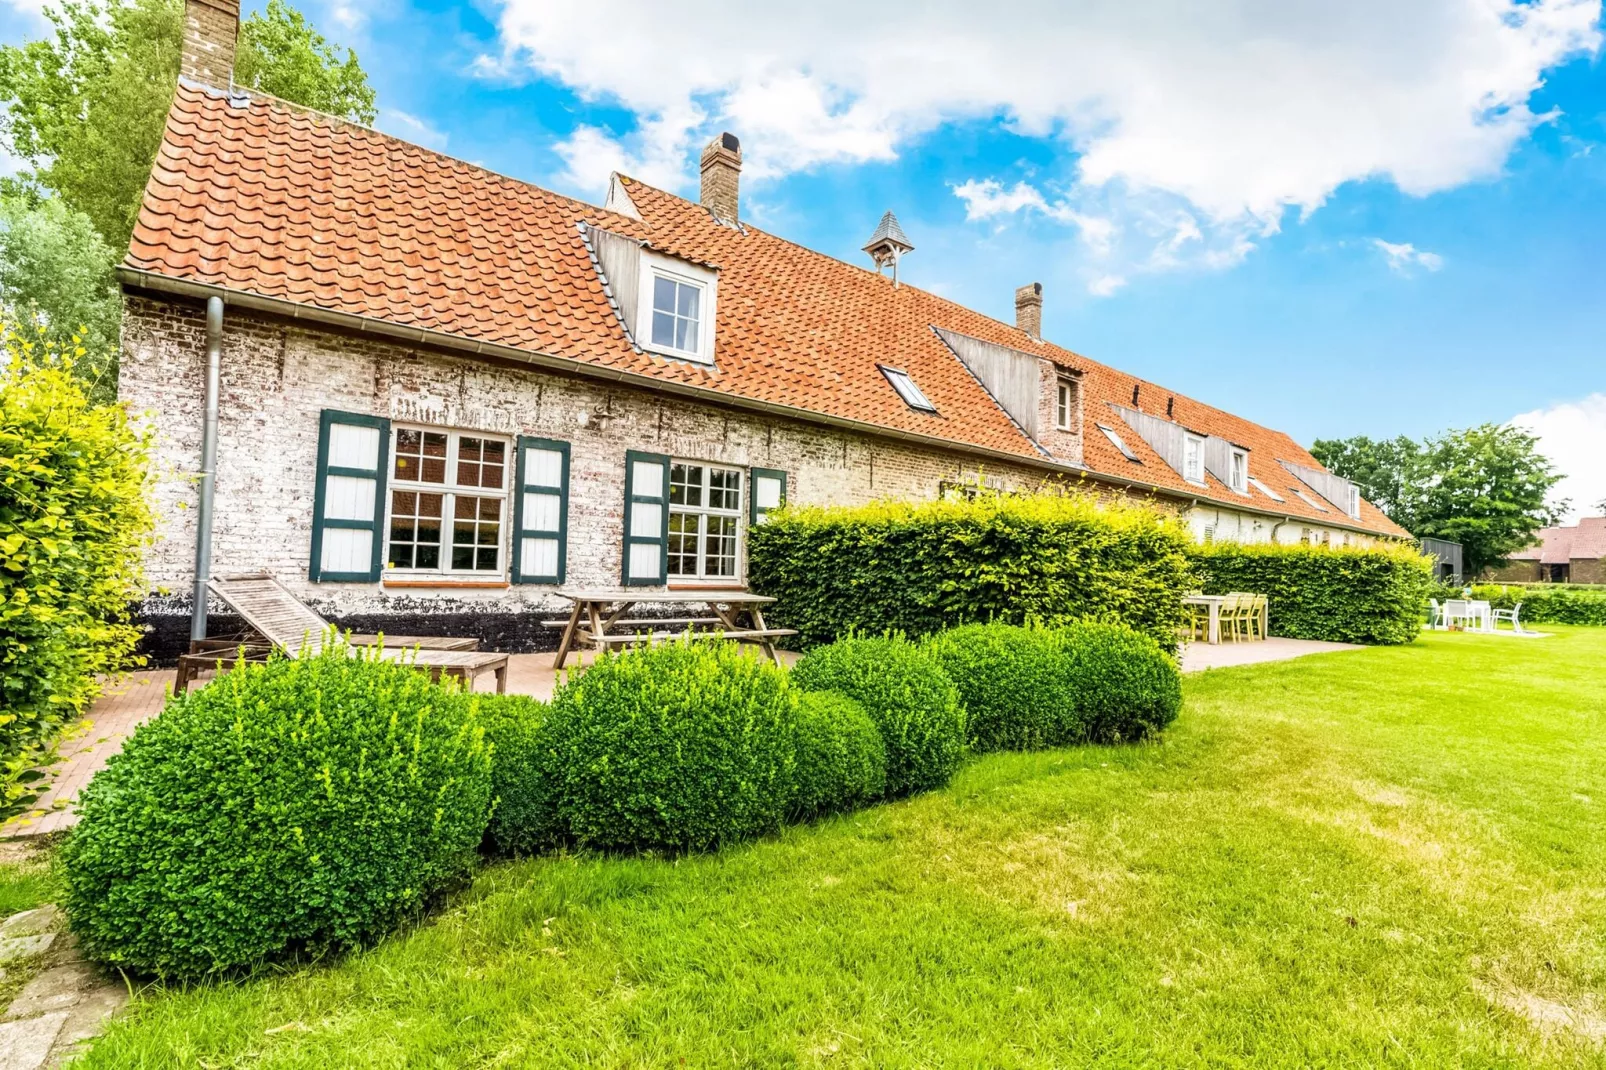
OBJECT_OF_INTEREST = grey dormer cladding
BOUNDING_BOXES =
[1202,436,1247,493]
[1279,459,1361,519]
[1112,403,1247,491]
[1111,403,1187,477]
[586,225,644,342]
[933,327,1043,439]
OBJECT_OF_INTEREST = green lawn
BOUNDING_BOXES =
[82,627,1606,1068]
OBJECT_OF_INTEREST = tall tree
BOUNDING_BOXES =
[1310,434,1421,522]
[0,0,376,251]
[1315,425,1565,575]
[0,194,120,399]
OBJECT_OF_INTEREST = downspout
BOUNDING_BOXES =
[190,295,224,642]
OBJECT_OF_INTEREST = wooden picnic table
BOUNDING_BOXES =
[546,589,797,669]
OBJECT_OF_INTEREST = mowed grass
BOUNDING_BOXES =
[83,627,1606,1068]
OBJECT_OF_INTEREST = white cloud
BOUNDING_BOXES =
[1,0,49,21]
[378,110,450,152]
[1087,273,1127,297]
[1511,393,1606,524]
[485,0,1600,223]
[951,179,1116,253]
[1373,238,1445,274]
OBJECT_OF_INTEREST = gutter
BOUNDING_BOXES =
[118,267,1399,540]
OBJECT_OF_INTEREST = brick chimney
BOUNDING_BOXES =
[700,133,742,221]
[1015,282,1043,340]
[181,0,240,87]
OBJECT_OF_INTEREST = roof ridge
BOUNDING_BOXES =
[180,80,649,233]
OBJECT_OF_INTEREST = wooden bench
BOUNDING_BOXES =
[185,573,508,693]
[176,633,482,693]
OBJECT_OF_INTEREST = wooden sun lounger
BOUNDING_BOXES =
[177,572,507,694]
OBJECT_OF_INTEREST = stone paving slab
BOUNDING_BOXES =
[0,935,54,966]
[0,1010,67,1069]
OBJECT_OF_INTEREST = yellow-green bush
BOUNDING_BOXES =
[747,491,1195,652]
[1,327,152,806]
[1471,584,1606,626]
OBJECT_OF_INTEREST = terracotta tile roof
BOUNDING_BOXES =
[127,81,1407,537]
[1513,517,1606,562]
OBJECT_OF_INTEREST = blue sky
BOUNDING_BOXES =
[4,0,1603,517]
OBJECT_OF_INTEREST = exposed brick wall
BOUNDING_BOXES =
[1484,560,1542,583]
[181,0,238,86]
[122,294,1083,654]
[1572,558,1604,585]
[699,136,741,221]
[1035,360,1083,465]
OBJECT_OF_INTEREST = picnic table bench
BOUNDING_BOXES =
[545,589,797,668]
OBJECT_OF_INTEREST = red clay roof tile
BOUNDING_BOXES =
[127,82,1407,537]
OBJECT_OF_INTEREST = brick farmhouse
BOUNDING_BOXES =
[121,0,1410,653]
[1485,517,1606,585]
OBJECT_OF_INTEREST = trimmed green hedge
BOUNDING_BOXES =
[475,694,559,856]
[790,635,965,798]
[748,491,1195,652]
[61,646,492,980]
[1191,542,1433,645]
[1056,622,1182,742]
[926,623,1076,752]
[543,640,797,853]
[790,691,887,820]
[1471,584,1606,626]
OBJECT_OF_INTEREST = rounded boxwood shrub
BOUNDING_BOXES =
[60,646,492,980]
[544,639,797,853]
[1056,621,1182,742]
[474,693,560,856]
[925,622,1076,752]
[790,691,886,820]
[790,635,965,797]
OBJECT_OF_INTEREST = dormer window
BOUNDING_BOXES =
[1055,379,1076,431]
[1228,447,1248,493]
[1183,432,1205,484]
[635,252,717,364]
[880,366,937,412]
[651,274,701,353]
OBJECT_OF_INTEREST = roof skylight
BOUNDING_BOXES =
[879,365,937,412]
[1246,476,1284,502]
[1291,488,1330,512]
[1096,423,1141,463]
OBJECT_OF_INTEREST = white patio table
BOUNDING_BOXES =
[1183,594,1226,645]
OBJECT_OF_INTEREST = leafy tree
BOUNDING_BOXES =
[235,0,376,125]
[0,194,120,398]
[1406,425,1565,575]
[1315,425,1564,575]
[0,0,376,250]
[1310,434,1421,521]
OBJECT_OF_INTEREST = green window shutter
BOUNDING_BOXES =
[511,436,570,585]
[309,410,390,582]
[750,467,788,525]
[622,450,670,586]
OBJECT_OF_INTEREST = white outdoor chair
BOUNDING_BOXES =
[1443,599,1472,629]
[1491,602,1525,634]
[1427,599,1445,630]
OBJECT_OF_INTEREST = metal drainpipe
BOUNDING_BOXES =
[190,296,224,642]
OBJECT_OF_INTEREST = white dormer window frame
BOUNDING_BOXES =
[637,253,717,365]
[1183,432,1205,485]
[1055,379,1076,431]
[1228,447,1248,494]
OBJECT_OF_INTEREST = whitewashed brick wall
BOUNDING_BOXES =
[122,296,1069,621]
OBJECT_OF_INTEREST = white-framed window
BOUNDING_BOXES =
[386,427,510,576]
[667,461,743,581]
[1055,379,1076,431]
[880,365,937,413]
[636,253,717,364]
[1183,432,1205,484]
[1229,447,1248,493]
